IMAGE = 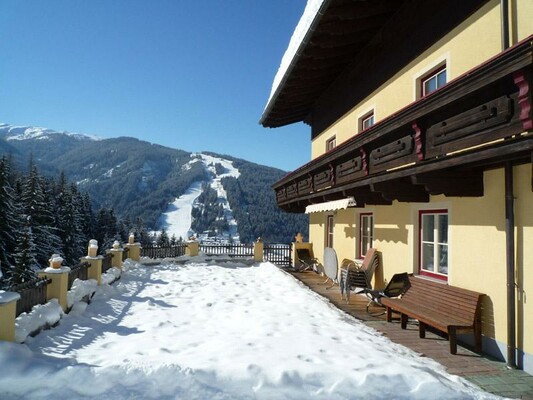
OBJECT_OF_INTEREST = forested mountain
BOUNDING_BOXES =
[0,124,308,244]
[218,155,306,243]
[0,156,146,289]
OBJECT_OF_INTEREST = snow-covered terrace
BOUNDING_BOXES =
[0,257,498,399]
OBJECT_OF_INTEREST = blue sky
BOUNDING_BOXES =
[0,1,310,172]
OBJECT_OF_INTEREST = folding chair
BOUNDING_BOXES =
[360,272,411,316]
[295,248,320,272]
[340,248,379,303]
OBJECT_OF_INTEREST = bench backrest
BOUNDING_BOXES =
[402,276,484,325]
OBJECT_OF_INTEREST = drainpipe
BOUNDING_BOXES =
[501,0,516,370]
[501,0,510,50]
[505,163,516,369]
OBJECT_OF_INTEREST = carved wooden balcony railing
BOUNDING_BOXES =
[274,37,533,212]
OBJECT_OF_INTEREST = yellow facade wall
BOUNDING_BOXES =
[513,0,533,44]
[514,164,533,364]
[304,0,532,365]
[309,213,326,264]
[308,165,532,359]
[311,0,533,159]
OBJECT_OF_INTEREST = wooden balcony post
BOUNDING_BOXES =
[0,292,20,342]
[38,254,70,311]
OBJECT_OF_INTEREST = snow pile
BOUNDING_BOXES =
[67,278,97,308]
[101,266,121,285]
[0,290,20,303]
[157,153,241,242]
[14,299,63,343]
[0,260,499,399]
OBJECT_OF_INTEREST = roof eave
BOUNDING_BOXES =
[259,0,333,128]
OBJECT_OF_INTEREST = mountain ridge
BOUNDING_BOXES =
[0,123,308,243]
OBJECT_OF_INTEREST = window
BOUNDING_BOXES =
[326,215,334,248]
[420,64,447,97]
[326,136,336,151]
[419,210,448,280]
[359,213,374,258]
[359,111,375,132]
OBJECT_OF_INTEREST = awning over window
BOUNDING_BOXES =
[305,197,357,214]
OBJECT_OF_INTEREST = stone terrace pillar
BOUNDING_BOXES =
[0,291,20,342]
[38,254,70,311]
[254,237,264,262]
[82,239,103,285]
[124,233,141,261]
[109,241,124,270]
[186,240,199,257]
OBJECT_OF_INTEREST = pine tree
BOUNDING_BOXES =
[157,229,169,247]
[133,217,151,246]
[56,179,87,264]
[80,192,95,241]
[95,208,118,251]
[170,234,177,246]
[19,165,63,267]
[12,219,38,284]
[0,156,21,284]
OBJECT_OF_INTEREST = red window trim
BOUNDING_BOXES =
[418,209,448,281]
[359,212,373,259]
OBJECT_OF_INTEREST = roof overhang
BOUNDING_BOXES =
[260,0,489,130]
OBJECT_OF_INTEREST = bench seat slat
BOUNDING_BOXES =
[380,276,484,354]
[382,299,474,328]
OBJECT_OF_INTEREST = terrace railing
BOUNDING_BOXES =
[142,244,187,259]
[68,261,90,290]
[122,246,130,261]
[9,277,52,317]
[101,253,114,273]
[199,243,254,258]
[264,243,292,268]
[140,242,292,267]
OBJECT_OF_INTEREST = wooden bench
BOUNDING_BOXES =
[380,276,484,354]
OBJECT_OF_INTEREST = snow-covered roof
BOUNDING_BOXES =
[260,0,404,128]
[266,0,326,106]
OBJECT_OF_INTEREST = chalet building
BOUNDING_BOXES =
[261,0,533,372]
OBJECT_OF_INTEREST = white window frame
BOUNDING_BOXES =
[325,214,334,248]
[359,213,374,258]
[413,54,449,100]
[358,110,375,132]
[420,65,447,97]
[326,136,336,152]
[419,209,448,281]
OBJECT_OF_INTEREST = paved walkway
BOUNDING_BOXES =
[287,269,533,399]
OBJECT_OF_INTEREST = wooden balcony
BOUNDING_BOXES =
[274,37,533,212]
